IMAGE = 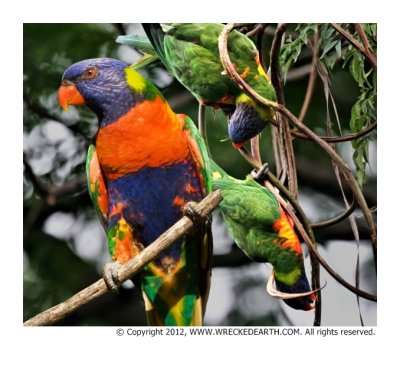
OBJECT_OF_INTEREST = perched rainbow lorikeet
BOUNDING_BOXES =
[210,160,316,311]
[58,58,212,326]
[118,23,277,148]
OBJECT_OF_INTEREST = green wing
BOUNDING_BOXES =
[167,23,276,104]
[183,115,212,194]
[181,114,213,321]
[212,174,280,229]
[142,23,276,106]
[86,144,109,230]
[210,164,304,283]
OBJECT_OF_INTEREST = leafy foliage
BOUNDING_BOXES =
[279,23,317,78]
[344,39,377,186]
[280,23,376,186]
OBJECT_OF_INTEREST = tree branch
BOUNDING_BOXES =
[270,23,298,198]
[354,24,377,67]
[24,190,223,326]
[245,23,265,38]
[330,23,377,69]
[298,32,319,122]
[291,122,377,143]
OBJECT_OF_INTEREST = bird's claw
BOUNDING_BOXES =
[251,163,269,183]
[183,201,210,226]
[103,262,121,293]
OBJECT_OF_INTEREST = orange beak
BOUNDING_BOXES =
[58,82,86,111]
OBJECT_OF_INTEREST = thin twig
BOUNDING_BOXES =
[218,24,377,272]
[24,190,223,326]
[291,122,377,143]
[269,23,298,199]
[256,24,269,72]
[330,23,376,69]
[299,32,319,122]
[354,24,377,68]
[245,23,265,37]
[250,136,262,164]
[311,198,356,229]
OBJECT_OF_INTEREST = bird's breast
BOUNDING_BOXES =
[95,96,189,179]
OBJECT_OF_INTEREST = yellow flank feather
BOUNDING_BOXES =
[257,63,270,80]
[235,93,254,106]
[212,171,222,179]
[125,67,147,92]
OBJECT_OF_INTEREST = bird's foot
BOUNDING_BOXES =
[103,262,121,293]
[183,201,210,226]
[251,163,269,183]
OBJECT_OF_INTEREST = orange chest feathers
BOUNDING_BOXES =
[95,97,190,179]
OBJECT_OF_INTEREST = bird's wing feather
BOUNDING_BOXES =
[86,144,109,230]
[182,114,213,316]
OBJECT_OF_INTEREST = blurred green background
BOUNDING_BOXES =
[23,23,376,326]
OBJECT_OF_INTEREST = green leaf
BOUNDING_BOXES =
[116,34,157,54]
[279,23,318,79]
[350,53,364,86]
[320,40,337,59]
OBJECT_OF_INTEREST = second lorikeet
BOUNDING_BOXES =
[210,160,316,311]
[58,58,212,326]
[134,23,277,148]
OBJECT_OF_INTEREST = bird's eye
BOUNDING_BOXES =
[84,68,97,79]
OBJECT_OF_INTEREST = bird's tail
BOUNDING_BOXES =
[140,229,211,326]
[142,23,170,70]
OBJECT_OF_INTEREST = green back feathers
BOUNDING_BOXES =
[184,116,212,194]
[211,165,280,231]
[140,23,277,107]
[210,160,303,284]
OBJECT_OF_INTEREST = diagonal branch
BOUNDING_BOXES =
[298,32,319,122]
[24,190,223,326]
[269,23,298,199]
[354,23,377,67]
[330,23,377,69]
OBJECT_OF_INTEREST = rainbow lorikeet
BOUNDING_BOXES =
[210,160,316,311]
[58,58,212,326]
[118,23,277,148]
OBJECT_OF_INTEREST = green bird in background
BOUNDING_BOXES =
[118,23,277,148]
[210,160,316,311]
